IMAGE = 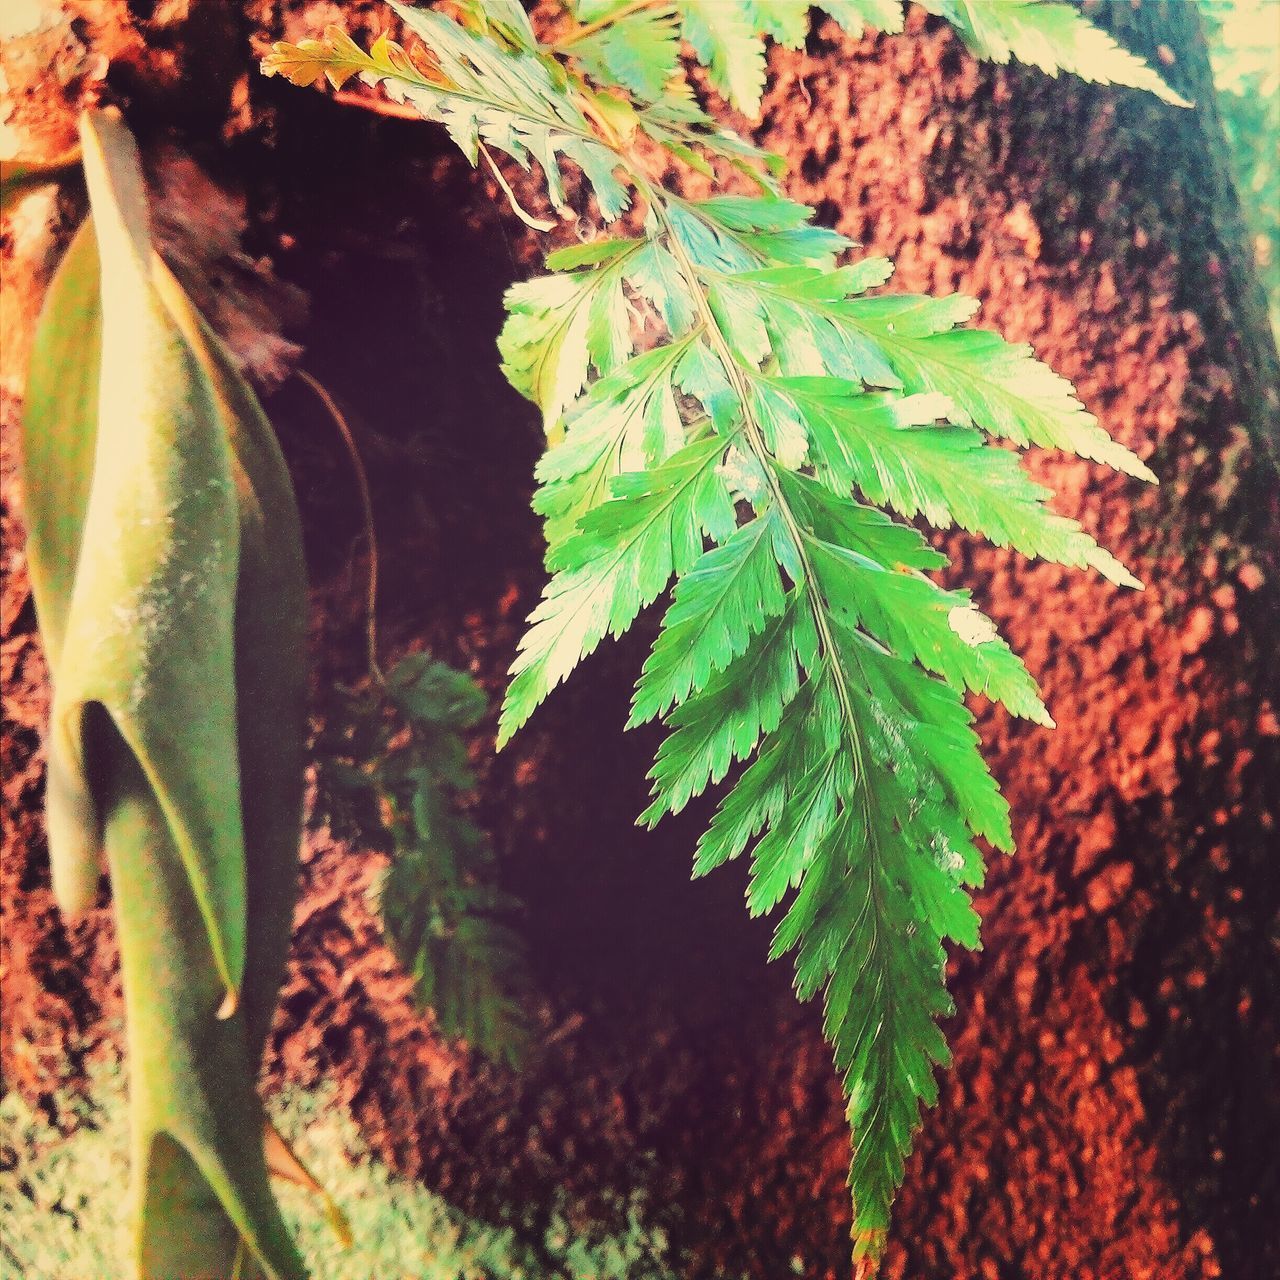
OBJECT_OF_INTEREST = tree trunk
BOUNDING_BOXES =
[2,2,1275,1279]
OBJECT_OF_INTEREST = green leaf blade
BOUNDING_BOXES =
[573,7,682,101]
[499,438,734,746]
[841,296,1158,480]
[776,376,1144,587]
[631,508,790,726]
[643,593,818,823]
[816,0,906,38]
[924,0,1191,107]
[677,0,768,115]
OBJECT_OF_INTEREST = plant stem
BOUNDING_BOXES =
[330,90,423,122]
[631,171,871,803]
[630,175,898,1265]
[298,370,385,687]
[551,0,667,52]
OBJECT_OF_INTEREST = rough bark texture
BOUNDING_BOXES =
[2,3,1276,1279]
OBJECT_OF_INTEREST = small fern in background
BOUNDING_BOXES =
[266,0,1183,1265]
[316,654,529,1067]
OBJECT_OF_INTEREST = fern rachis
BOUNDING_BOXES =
[263,0,1181,1266]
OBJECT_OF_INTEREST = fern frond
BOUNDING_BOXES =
[637,91,787,186]
[495,182,1139,1260]
[703,259,1157,480]
[498,240,645,430]
[759,376,1144,586]
[782,470,1050,726]
[568,0,907,113]
[832,291,1159,478]
[643,592,818,821]
[814,0,907,38]
[264,0,1183,1265]
[570,4,683,101]
[677,0,768,114]
[558,0,1184,116]
[631,508,790,725]
[453,0,540,52]
[745,0,811,48]
[318,656,529,1066]
[264,5,630,219]
[533,334,717,549]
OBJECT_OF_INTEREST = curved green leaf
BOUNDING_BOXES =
[22,108,310,1280]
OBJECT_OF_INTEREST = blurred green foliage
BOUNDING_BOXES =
[315,654,530,1068]
[0,1058,712,1280]
[1202,0,1280,338]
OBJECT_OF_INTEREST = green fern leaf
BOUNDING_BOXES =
[573,6,683,100]
[499,242,643,430]
[745,0,811,48]
[764,375,1144,586]
[745,736,847,914]
[499,438,736,745]
[691,671,837,876]
[838,293,1159,478]
[677,0,768,114]
[631,508,790,725]
[706,259,1156,480]
[852,640,1009,855]
[704,260,899,381]
[533,336,702,551]
[816,0,907,37]
[452,0,540,50]
[485,158,1161,1273]
[637,92,787,187]
[782,471,1049,726]
[666,195,854,272]
[393,2,630,215]
[321,655,530,1066]
[923,0,1191,106]
[265,2,1185,1264]
[643,593,819,822]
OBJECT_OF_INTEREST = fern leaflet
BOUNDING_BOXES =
[317,655,529,1066]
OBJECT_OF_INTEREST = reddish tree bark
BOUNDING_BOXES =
[2,3,1275,1278]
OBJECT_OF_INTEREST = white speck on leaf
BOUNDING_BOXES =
[717,447,766,504]
[948,605,998,647]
